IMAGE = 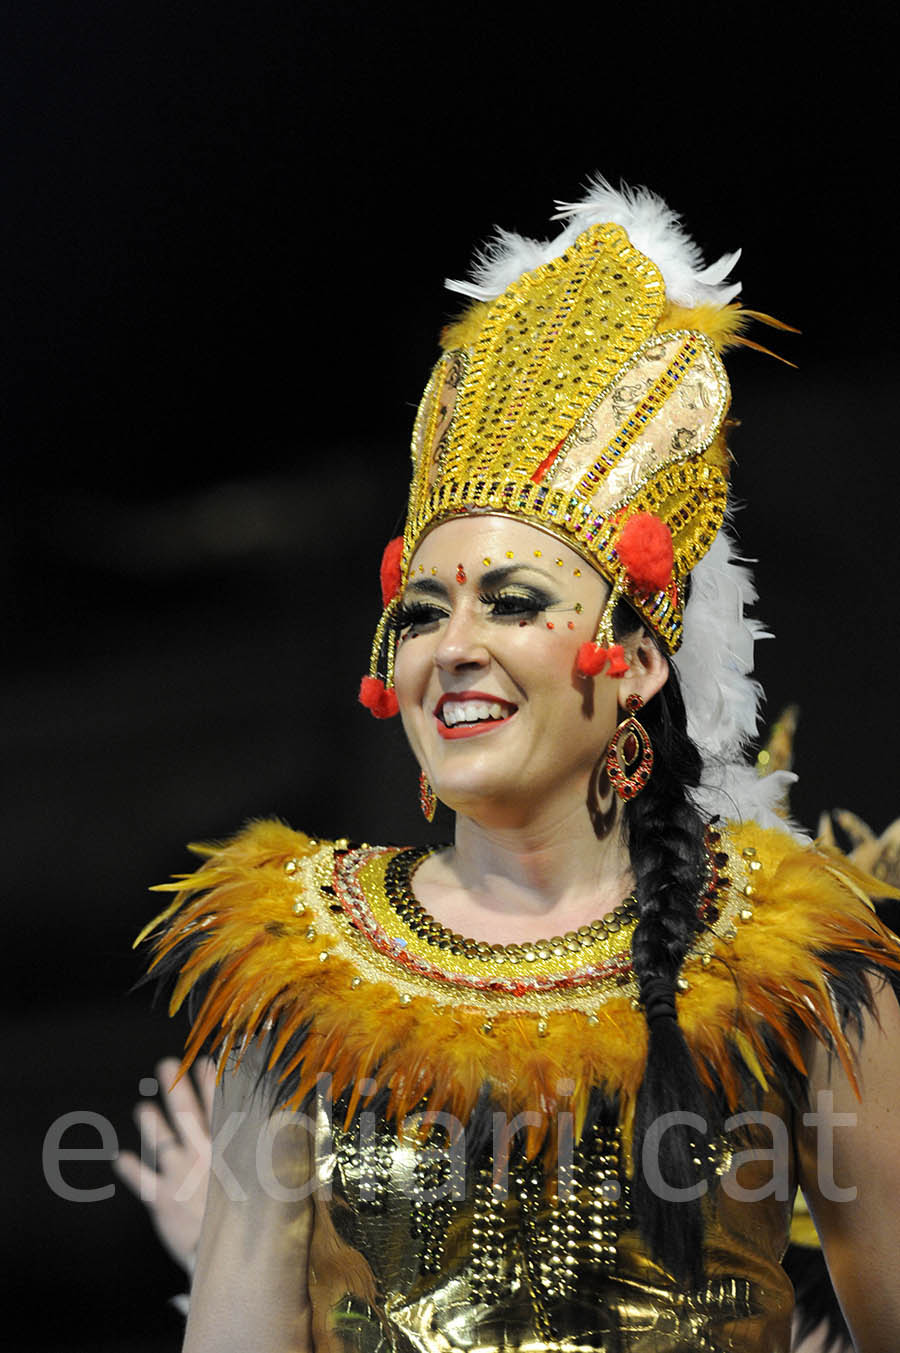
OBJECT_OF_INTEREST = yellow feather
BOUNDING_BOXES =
[439,302,490,352]
[133,898,182,948]
[658,301,749,351]
[138,819,900,1162]
[732,1029,770,1092]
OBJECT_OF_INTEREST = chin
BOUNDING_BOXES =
[433,772,530,821]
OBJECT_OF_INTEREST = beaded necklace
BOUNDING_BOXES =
[383,845,638,964]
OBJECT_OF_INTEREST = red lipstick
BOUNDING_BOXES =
[434,691,518,740]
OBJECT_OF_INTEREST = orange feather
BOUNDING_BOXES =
[139,819,900,1167]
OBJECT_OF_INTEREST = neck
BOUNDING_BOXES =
[416,796,633,935]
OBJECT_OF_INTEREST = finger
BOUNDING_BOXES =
[154,1135,185,1168]
[113,1148,156,1198]
[159,1060,210,1136]
[194,1056,217,1128]
[156,1056,190,1109]
[134,1099,175,1152]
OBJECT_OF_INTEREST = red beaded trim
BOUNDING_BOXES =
[330,831,723,994]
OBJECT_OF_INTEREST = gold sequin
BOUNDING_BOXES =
[307,828,738,1024]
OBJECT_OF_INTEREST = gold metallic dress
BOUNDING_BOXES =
[142,818,900,1353]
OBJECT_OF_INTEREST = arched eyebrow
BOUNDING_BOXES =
[480,563,557,589]
[402,577,450,599]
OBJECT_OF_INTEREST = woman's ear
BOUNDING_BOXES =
[618,632,669,709]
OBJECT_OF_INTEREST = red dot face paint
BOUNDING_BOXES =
[456,563,466,584]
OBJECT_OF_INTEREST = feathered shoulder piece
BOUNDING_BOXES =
[139,818,900,1159]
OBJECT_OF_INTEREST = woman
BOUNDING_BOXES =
[140,179,900,1352]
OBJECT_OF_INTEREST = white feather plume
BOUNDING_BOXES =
[691,765,802,836]
[446,175,740,308]
[674,526,806,838]
[673,529,765,762]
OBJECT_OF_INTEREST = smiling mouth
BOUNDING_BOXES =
[434,693,518,739]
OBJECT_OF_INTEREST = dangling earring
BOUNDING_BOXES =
[606,694,654,800]
[419,770,436,822]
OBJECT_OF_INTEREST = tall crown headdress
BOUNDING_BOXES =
[361,179,796,829]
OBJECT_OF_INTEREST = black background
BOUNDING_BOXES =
[4,3,898,1347]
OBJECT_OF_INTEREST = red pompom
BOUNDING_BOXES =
[616,512,673,593]
[358,676,399,718]
[605,644,630,678]
[379,537,404,607]
[576,642,609,677]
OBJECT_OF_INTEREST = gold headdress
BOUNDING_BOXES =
[361,184,765,716]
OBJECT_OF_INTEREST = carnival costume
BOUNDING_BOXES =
[140,181,900,1352]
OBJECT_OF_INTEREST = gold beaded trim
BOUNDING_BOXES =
[283,827,749,1016]
[383,845,638,962]
[343,845,638,992]
[399,456,727,654]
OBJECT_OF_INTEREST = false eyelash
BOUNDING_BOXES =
[477,588,554,614]
[395,588,556,634]
[395,601,447,630]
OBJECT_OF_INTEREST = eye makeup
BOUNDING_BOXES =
[396,585,557,637]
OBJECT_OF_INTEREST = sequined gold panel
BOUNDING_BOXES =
[397,223,731,654]
[309,1092,795,1353]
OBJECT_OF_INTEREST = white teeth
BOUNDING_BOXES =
[441,700,511,727]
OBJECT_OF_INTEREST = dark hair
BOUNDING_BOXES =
[612,596,715,1285]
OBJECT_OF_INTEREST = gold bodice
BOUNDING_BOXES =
[142,817,900,1352]
[309,1093,795,1353]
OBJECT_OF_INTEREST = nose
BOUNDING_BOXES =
[433,603,491,674]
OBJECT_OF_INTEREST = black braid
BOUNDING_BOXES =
[612,598,714,1285]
